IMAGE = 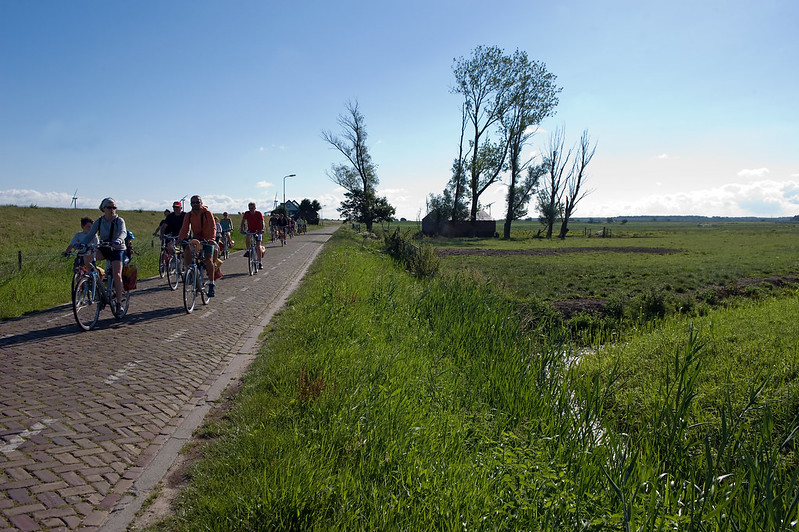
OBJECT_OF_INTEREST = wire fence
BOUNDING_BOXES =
[0,240,160,282]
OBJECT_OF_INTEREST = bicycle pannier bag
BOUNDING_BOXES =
[122,264,138,290]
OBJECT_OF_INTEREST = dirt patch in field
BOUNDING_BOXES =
[550,274,799,319]
[436,246,680,257]
[553,298,609,318]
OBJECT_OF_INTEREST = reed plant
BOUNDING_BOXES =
[149,228,799,530]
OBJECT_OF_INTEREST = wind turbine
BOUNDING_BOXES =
[71,189,78,209]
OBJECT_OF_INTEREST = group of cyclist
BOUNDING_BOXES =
[68,196,308,309]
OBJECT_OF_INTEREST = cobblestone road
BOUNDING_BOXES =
[0,226,336,531]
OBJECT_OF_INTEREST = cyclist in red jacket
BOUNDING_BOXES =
[240,202,265,269]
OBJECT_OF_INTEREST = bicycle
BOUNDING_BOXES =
[161,235,183,290]
[71,244,130,331]
[244,231,262,276]
[218,230,231,260]
[182,239,212,313]
[157,233,168,279]
[68,251,88,295]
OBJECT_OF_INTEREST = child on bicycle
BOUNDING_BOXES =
[64,216,99,268]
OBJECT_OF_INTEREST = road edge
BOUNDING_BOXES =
[99,228,334,531]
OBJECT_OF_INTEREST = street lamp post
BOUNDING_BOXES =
[282,174,296,215]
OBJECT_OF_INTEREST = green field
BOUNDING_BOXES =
[143,224,799,530]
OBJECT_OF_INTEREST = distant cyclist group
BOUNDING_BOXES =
[66,196,308,330]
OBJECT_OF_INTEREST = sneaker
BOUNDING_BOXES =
[258,262,263,269]
[207,284,215,297]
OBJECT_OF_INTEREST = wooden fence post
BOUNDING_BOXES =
[18,250,22,270]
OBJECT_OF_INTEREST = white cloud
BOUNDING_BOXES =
[582,179,799,217]
[657,153,669,159]
[737,168,770,179]
[524,125,544,136]
[256,181,273,188]
[1,189,94,209]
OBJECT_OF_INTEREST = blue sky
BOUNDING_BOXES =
[1,0,797,220]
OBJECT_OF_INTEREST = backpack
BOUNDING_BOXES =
[113,217,135,259]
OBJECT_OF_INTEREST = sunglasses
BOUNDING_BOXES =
[105,205,117,210]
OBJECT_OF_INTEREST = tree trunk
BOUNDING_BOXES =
[558,216,569,239]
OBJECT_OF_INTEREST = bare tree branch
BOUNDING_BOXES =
[558,129,597,239]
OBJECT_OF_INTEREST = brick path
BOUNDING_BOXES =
[0,226,336,531]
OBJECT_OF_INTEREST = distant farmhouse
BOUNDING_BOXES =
[422,210,496,237]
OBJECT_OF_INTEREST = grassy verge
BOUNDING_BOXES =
[149,228,799,530]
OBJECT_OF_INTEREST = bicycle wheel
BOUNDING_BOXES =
[159,248,167,278]
[199,267,209,305]
[183,266,196,313]
[223,241,229,260]
[110,289,130,320]
[167,254,180,290]
[71,270,80,295]
[248,247,256,276]
[73,275,100,331]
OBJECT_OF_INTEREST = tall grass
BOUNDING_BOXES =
[150,229,799,530]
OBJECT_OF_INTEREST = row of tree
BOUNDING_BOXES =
[437,45,597,239]
[322,45,596,239]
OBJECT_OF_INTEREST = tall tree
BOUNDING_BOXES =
[450,103,471,222]
[538,127,571,239]
[322,101,393,232]
[501,53,560,238]
[453,46,561,227]
[297,198,322,225]
[558,130,596,239]
[452,45,516,224]
[505,164,546,235]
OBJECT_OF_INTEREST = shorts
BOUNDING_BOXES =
[99,246,125,263]
[203,242,215,256]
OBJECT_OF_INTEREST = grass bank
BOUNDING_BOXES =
[149,228,799,530]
